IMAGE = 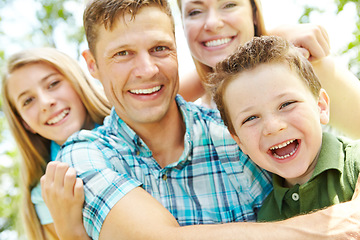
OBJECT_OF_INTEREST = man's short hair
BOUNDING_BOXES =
[84,0,175,57]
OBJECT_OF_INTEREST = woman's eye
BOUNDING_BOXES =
[242,116,257,125]
[188,9,201,17]
[224,3,236,9]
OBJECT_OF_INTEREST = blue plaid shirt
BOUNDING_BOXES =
[59,95,272,239]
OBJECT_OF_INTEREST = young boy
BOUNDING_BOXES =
[207,36,360,222]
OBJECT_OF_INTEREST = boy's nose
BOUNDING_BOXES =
[262,115,287,136]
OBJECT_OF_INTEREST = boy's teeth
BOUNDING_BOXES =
[130,86,161,94]
[273,144,298,160]
[47,109,69,125]
[205,38,231,47]
[270,139,295,150]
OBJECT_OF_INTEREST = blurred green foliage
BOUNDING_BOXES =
[0,0,359,239]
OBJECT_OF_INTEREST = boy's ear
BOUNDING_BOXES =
[230,132,247,155]
[82,49,100,80]
[318,88,330,125]
[22,120,36,134]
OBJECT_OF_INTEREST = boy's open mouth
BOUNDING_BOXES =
[269,139,299,160]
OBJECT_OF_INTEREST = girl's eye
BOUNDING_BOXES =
[48,80,60,89]
[242,115,258,125]
[280,101,295,109]
[23,97,33,107]
[224,3,236,9]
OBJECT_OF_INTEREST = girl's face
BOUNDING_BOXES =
[181,0,255,68]
[8,63,88,145]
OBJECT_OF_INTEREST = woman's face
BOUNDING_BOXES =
[7,62,88,145]
[181,0,255,68]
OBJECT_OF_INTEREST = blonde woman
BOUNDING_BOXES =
[1,48,111,240]
[177,0,360,139]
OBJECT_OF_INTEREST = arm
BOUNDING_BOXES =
[312,56,360,139]
[178,69,205,102]
[268,23,330,61]
[41,162,90,240]
[99,186,360,240]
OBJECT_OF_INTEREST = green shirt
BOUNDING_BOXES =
[257,132,360,222]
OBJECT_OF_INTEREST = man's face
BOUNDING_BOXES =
[86,6,179,130]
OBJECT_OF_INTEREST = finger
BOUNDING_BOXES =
[43,161,60,183]
[295,47,310,59]
[74,178,85,203]
[53,162,70,189]
[352,173,360,200]
[317,25,330,53]
[63,167,77,197]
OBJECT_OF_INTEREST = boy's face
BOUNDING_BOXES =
[226,62,329,186]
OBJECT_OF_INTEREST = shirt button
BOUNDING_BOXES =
[162,174,167,181]
[292,193,299,201]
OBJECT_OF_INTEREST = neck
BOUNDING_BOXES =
[129,102,185,168]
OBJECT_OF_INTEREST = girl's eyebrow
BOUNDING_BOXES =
[16,72,59,101]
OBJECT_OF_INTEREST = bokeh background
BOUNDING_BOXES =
[0,0,359,239]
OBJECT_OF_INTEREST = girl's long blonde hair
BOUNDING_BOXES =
[1,48,111,240]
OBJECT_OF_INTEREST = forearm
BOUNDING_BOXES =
[100,187,360,240]
[312,56,360,139]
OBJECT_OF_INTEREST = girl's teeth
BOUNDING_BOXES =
[47,109,69,125]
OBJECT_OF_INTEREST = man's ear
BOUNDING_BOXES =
[82,49,100,80]
[230,132,247,155]
[22,120,36,134]
[318,88,330,125]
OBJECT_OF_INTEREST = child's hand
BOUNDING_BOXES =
[41,161,90,240]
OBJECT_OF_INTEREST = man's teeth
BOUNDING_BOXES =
[270,139,295,150]
[47,109,69,125]
[130,86,161,95]
[205,38,231,47]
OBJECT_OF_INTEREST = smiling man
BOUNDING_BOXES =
[41,0,360,239]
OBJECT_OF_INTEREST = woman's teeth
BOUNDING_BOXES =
[204,38,231,47]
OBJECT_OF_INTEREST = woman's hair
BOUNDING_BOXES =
[1,47,111,240]
[177,0,267,83]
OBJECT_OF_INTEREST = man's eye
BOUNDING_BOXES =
[242,116,257,124]
[154,46,167,52]
[115,51,129,56]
